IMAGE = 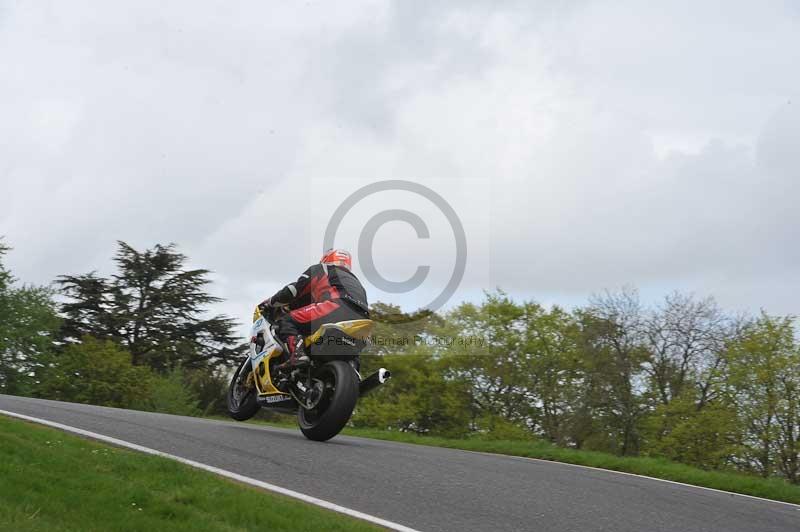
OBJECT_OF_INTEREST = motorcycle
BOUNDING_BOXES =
[226,305,390,441]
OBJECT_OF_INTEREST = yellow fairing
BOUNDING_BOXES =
[304,319,374,346]
[254,347,287,396]
[250,305,287,398]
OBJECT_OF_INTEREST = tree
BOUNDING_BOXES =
[446,292,580,442]
[0,240,60,395]
[354,303,471,437]
[365,302,443,358]
[573,289,649,455]
[643,293,733,408]
[726,314,800,481]
[446,294,538,434]
[353,346,472,437]
[635,293,746,463]
[58,241,244,371]
[522,304,580,444]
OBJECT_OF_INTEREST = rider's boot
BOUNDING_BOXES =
[277,336,310,370]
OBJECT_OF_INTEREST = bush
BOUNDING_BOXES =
[138,369,201,416]
[641,394,739,470]
[474,415,536,441]
[352,349,472,438]
[185,368,230,416]
[35,337,151,408]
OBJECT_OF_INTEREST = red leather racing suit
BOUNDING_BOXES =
[264,263,369,354]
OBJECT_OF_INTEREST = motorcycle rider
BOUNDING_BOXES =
[257,249,369,369]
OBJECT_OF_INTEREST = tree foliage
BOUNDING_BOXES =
[142,368,202,417]
[0,240,60,395]
[35,336,152,408]
[726,314,800,481]
[640,391,739,469]
[58,241,243,371]
[359,290,800,484]
[4,234,800,484]
[354,347,473,438]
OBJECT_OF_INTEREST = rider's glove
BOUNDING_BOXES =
[257,298,272,317]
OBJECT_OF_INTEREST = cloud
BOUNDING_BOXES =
[1,1,798,334]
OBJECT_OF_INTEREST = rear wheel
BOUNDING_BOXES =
[297,360,358,441]
[227,357,259,421]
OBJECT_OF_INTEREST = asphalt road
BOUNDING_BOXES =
[1,394,798,532]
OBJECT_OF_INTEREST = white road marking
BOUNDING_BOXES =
[0,409,422,532]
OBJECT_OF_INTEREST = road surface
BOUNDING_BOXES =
[1,394,798,532]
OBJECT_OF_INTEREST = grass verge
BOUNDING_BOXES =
[227,415,800,505]
[0,415,381,532]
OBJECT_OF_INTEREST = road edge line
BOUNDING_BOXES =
[0,409,423,532]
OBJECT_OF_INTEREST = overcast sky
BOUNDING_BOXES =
[1,1,798,334]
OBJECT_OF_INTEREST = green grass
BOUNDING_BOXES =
[0,415,381,532]
[226,415,800,506]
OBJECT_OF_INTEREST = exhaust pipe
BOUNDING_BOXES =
[359,368,391,396]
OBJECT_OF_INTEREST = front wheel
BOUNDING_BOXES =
[297,360,358,441]
[227,357,259,421]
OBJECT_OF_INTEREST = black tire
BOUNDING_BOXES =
[297,360,358,442]
[227,357,259,421]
